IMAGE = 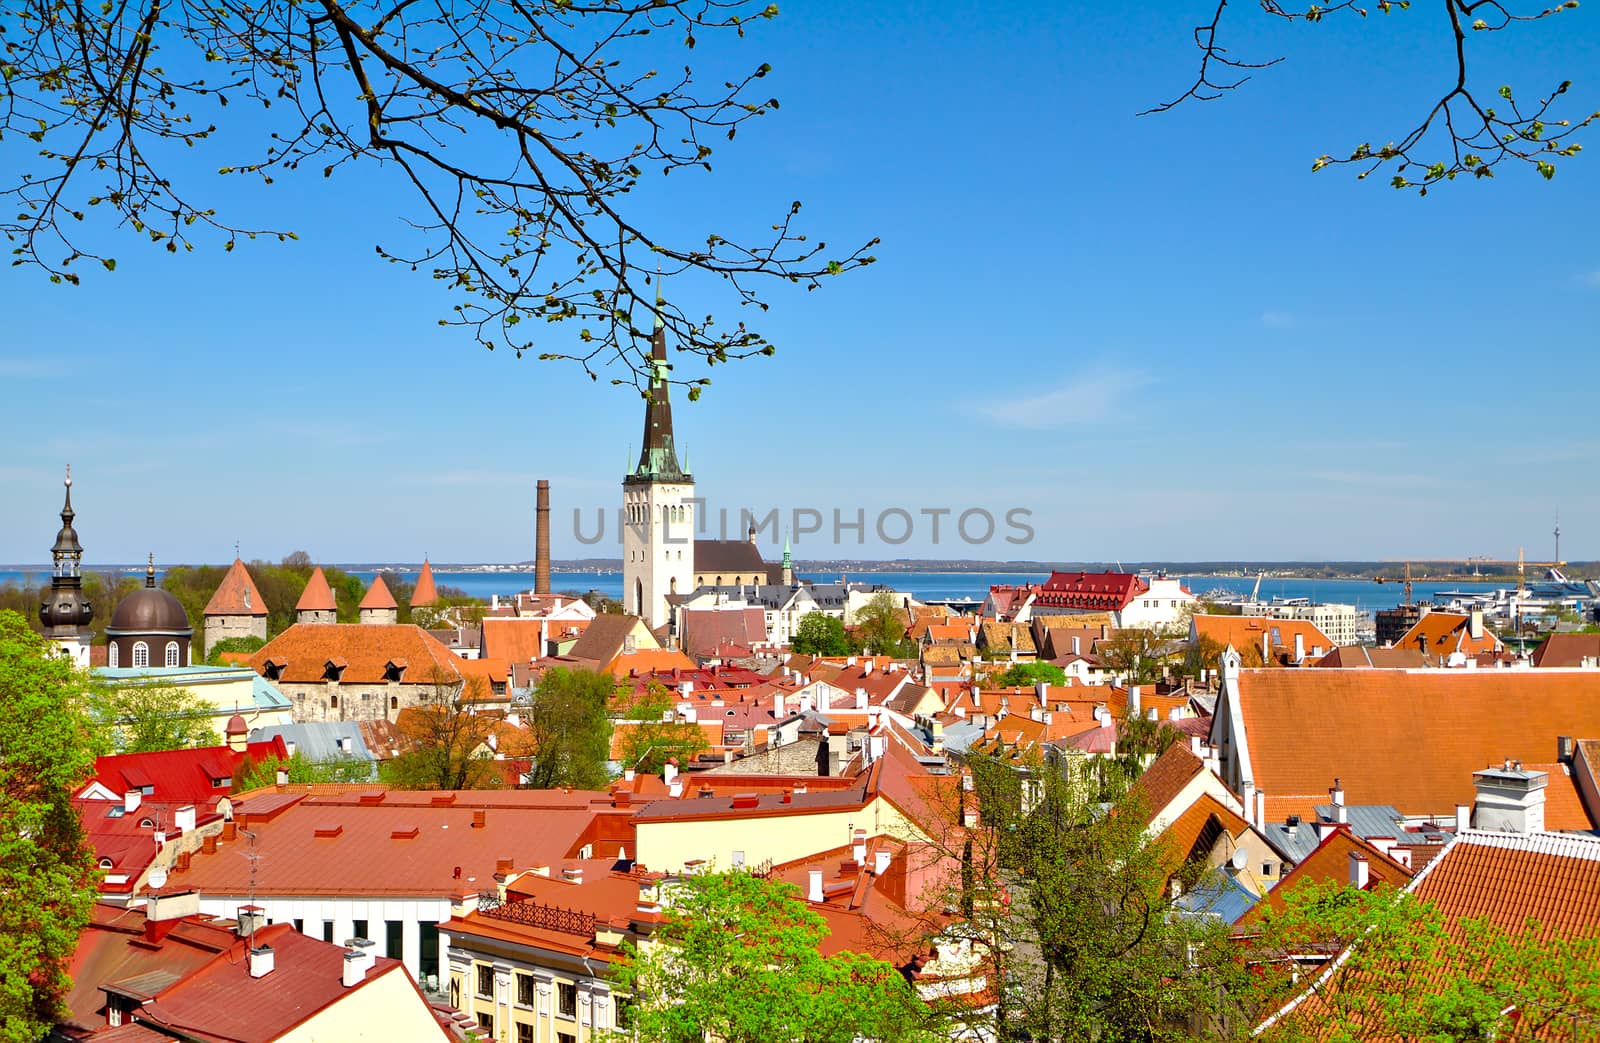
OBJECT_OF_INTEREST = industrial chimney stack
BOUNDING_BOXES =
[535,479,551,595]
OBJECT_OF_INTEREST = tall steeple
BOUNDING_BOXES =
[39,466,94,665]
[622,285,696,630]
[781,537,794,587]
[631,289,689,483]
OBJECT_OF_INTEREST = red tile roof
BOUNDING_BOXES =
[202,558,268,617]
[1231,669,1600,818]
[1132,743,1208,824]
[411,561,440,607]
[175,789,627,898]
[295,566,337,612]
[1409,830,1600,933]
[1032,570,1149,613]
[63,903,442,1040]
[81,740,289,803]
[359,574,398,610]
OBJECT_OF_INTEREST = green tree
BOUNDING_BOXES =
[525,668,614,790]
[791,613,852,657]
[1247,882,1600,1041]
[611,869,932,1043]
[856,592,915,657]
[616,683,709,777]
[0,611,104,1041]
[380,672,506,791]
[204,635,267,664]
[89,682,219,753]
[234,750,372,791]
[989,661,1067,688]
[1098,627,1176,686]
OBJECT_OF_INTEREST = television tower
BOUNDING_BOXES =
[1554,511,1561,564]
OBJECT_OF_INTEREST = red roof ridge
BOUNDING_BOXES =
[203,558,268,617]
[360,574,398,610]
[296,566,337,612]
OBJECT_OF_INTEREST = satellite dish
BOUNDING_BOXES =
[1230,848,1248,872]
[148,867,169,889]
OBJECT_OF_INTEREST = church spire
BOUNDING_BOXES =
[630,284,688,482]
[40,466,94,656]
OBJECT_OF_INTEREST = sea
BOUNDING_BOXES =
[0,567,1506,613]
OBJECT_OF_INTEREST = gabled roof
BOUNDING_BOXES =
[567,614,657,666]
[1393,610,1502,658]
[1244,828,1415,923]
[1227,669,1600,818]
[1409,829,1600,932]
[1314,645,1428,669]
[63,904,441,1040]
[295,566,338,612]
[80,740,289,802]
[680,607,767,659]
[411,560,440,607]
[1132,743,1209,824]
[1032,571,1148,612]
[248,624,463,686]
[692,539,767,575]
[359,574,398,610]
[1531,633,1600,669]
[202,558,268,617]
[1193,614,1332,664]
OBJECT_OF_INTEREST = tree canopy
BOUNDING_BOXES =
[791,612,852,657]
[612,869,931,1043]
[524,667,614,790]
[616,683,709,777]
[89,682,218,753]
[988,661,1067,688]
[1,0,876,391]
[0,611,103,1042]
[856,592,914,658]
[380,675,509,791]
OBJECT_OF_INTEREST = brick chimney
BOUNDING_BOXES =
[535,479,552,595]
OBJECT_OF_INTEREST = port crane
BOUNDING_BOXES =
[1382,551,1567,600]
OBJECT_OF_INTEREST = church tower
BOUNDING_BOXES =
[39,466,94,666]
[622,299,694,630]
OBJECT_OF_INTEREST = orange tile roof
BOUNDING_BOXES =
[203,558,268,617]
[1409,830,1600,934]
[1245,829,1415,923]
[1520,762,1593,831]
[1194,614,1332,663]
[295,566,337,612]
[1157,792,1252,871]
[1531,633,1600,668]
[607,648,696,676]
[1233,670,1600,818]
[359,574,398,610]
[248,623,463,685]
[411,560,439,607]
[1393,611,1502,658]
[1132,743,1208,823]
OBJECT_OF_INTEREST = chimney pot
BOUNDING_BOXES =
[248,944,275,978]
[1349,853,1370,889]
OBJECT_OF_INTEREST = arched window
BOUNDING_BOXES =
[108,643,119,668]
[716,576,723,586]
[634,579,644,616]
[98,857,114,870]
[164,641,180,667]
[132,641,149,668]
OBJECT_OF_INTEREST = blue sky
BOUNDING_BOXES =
[3,3,1597,564]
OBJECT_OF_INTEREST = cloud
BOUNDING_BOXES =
[1258,310,1295,328]
[977,369,1149,430]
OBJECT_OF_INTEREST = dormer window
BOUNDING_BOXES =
[384,659,407,683]
[98,857,114,870]
[324,657,347,682]
[139,818,155,829]
[263,657,287,682]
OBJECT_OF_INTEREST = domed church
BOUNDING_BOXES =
[107,555,194,668]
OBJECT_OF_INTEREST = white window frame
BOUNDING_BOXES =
[132,641,149,668]
[164,641,180,667]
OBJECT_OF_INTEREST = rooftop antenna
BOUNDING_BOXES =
[240,828,261,949]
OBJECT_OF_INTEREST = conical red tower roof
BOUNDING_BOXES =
[411,560,439,608]
[204,558,268,617]
[359,574,398,610]
[296,566,337,613]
